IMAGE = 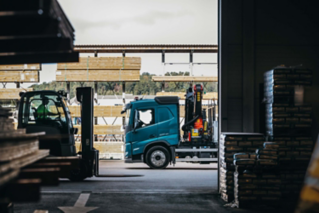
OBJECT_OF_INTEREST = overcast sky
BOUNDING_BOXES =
[8,0,218,89]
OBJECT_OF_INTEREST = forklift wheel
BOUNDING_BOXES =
[146,146,170,169]
[69,169,86,182]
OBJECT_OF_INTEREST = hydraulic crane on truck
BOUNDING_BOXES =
[18,87,140,180]
[122,84,218,169]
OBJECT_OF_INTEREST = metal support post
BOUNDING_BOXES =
[189,50,194,76]
[122,51,126,57]
[122,82,126,104]
[162,50,165,76]
[161,81,165,92]
[16,82,20,88]
[66,82,70,103]
[94,51,98,57]
[2,83,6,88]
[94,81,98,141]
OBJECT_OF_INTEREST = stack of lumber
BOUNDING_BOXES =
[0,0,78,64]
[263,66,314,204]
[264,67,313,137]
[0,64,40,83]
[219,133,265,202]
[0,88,33,100]
[56,57,141,82]
[0,106,54,206]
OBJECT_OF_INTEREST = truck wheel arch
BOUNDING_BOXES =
[143,141,171,163]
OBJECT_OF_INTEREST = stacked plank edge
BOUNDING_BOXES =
[56,57,141,82]
[0,106,50,209]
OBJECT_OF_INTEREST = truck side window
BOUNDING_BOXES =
[158,108,173,122]
[135,109,154,128]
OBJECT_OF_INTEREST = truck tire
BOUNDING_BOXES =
[146,146,170,169]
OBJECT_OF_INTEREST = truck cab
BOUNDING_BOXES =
[124,97,180,169]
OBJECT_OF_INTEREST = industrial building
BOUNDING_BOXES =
[0,0,318,212]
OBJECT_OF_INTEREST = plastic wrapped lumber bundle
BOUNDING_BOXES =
[265,103,312,137]
[219,133,264,202]
[263,67,312,104]
[234,168,282,208]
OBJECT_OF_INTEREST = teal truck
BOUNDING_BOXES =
[122,84,218,169]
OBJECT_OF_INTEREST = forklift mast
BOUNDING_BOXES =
[76,87,97,177]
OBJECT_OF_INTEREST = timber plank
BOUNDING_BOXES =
[55,70,140,82]
[0,64,40,71]
[0,140,39,162]
[156,92,218,100]
[0,71,39,82]
[74,124,122,135]
[68,105,124,117]
[152,76,218,82]
[0,88,33,99]
[57,57,141,70]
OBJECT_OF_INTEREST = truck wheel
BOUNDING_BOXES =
[146,146,170,169]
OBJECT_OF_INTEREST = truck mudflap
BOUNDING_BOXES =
[170,147,176,165]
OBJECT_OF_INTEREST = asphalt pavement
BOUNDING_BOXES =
[13,161,283,213]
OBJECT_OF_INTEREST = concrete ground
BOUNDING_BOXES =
[14,161,284,213]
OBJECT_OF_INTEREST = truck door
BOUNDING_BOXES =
[157,106,179,145]
[131,107,157,155]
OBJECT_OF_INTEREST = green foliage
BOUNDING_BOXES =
[30,72,217,98]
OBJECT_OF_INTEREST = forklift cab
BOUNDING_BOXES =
[18,91,77,156]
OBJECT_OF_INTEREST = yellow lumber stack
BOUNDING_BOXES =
[156,92,218,100]
[152,76,218,82]
[68,105,124,117]
[56,57,141,82]
[0,71,39,82]
[0,64,40,71]
[0,88,33,99]
[74,125,122,135]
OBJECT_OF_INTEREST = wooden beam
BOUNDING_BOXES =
[0,88,33,99]
[0,64,41,71]
[68,105,124,117]
[156,92,218,100]
[55,70,140,82]
[152,76,218,82]
[74,125,122,135]
[57,57,141,70]
[0,71,39,82]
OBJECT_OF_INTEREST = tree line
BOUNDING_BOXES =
[31,72,217,98]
